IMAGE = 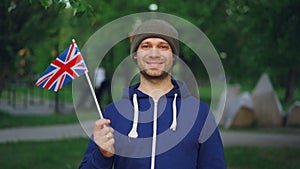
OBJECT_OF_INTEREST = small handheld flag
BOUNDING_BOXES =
[35,39,88,92]
[35,39,104,119]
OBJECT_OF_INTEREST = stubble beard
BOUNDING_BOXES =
[140,69,170,81]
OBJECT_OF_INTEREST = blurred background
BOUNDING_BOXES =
[0,0,299,168]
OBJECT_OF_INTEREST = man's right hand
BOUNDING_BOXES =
[93,118,115,157]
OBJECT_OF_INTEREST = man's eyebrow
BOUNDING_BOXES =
[139,40,170,48]
[159,42,170,45]
[140,41,169,45]
[140,41,151,44]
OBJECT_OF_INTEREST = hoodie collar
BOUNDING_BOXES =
[122,79,191,99]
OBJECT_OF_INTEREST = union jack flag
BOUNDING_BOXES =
[35,39,88,92]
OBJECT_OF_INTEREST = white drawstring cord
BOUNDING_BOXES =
[170,93,178,131]
[128,93,139,139]
[127,93,178,169]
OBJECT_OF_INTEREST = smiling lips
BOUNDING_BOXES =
[146,61,163,69]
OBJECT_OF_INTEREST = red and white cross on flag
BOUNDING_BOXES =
[35,39,88,92]
[35,39,104,119]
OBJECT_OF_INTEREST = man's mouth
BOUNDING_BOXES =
[146,62,163,68]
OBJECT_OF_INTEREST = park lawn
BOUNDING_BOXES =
[225,146,300,169]
[0,111,79,128]
[0,138,300,169]
[0,138,88,169]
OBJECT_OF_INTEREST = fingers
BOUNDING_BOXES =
[100,136,115,153]
[95,127,114,144]
[93,118,114,140]
[93,118,115,157]
[94,118,111,129]
[104,132,114,140]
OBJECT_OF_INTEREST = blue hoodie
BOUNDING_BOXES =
[79,80,226,169]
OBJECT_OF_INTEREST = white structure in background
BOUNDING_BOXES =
[252,73,283,127]
[287,101,300,126]
[220,85,255,128]
[219,85,241,127]
[224,92,254,128]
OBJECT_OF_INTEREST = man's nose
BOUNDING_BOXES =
[149,48,160,57]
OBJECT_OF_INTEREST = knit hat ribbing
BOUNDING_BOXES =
[130,19,179,58]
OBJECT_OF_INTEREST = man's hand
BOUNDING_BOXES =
[93,119,115,157]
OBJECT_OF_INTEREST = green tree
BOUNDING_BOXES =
[225,0,300,102]
[0,0,95,93]
[0,0,67,92]
[5,0,298,104]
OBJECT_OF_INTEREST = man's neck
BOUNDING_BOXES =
[138,75,174,100]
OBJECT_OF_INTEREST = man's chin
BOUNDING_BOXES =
[140,70,170,80]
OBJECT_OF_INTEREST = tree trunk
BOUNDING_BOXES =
[284,67,297,103]
[0,64,9,96]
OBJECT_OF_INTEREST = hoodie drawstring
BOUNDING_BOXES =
[128,93,178,169]
[128,94,139,138]
[170,93,178,131]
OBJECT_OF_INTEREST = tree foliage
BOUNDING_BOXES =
[1,0,299,103]
[221,0,300,102]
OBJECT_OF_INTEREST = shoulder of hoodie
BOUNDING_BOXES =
[102,98,127,118]
[185,95,212,119]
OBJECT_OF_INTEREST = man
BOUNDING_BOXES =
[79,19,226,169]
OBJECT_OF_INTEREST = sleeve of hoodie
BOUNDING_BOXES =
[78,136,114,169]
[79,104,116,169]
[197,103,226,169]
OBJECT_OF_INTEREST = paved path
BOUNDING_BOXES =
[1,89,300,146]
[1,98,299,146]
[0,122,299,147]
[0,121,93,142]
[220,131,300,147]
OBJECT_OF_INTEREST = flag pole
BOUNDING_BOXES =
[72,39,103,119]
[84,71,104,119]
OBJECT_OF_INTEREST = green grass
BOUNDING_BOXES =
[0,138,299,169]
[0,138,88,169]
[225,146,300,169]
[0,111,79,129]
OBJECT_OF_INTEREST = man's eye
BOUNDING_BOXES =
[160,45,170,49]
[141,45,150,49]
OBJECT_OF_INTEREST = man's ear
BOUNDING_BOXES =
[132,54,138,63]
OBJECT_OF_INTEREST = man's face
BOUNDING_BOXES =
[135,38,174,79]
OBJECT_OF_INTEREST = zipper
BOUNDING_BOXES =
[151,99,158,169]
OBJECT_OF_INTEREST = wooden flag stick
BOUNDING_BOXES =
[84,71,104,119]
